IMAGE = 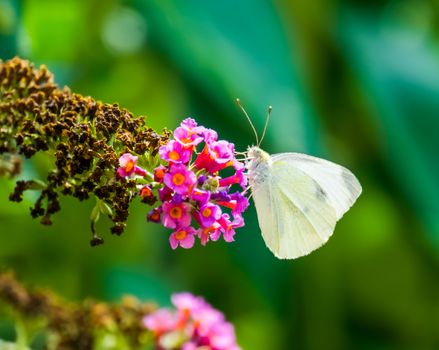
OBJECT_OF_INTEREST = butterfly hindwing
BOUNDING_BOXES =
[251,156,338,259]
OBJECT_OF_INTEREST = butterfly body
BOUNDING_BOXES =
[246,146,361,259]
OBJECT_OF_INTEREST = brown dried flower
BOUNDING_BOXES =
[0,57,170,244]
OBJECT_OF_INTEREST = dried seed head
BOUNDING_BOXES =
[0,57,170,242]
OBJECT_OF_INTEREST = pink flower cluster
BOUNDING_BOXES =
[144,118,249,249]
[144,292,241,350]
[116,118,248,249]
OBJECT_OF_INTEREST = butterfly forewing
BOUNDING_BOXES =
[271,153,362,220]
[251,155,338,259]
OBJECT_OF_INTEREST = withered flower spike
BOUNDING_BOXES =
[0,57,171,243]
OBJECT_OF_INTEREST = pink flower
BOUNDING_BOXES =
[139,185,156,205]
[194,141,235,174]
[217,192,249,216]
[208,322,240,349]
[169,226,196,249]
[117,118,250,251]
[162,201,192,229]
[172,292,206,315]
[154,165,166,183]
[116,153,147,178]
[198,203,221,228]
[229,192,250,216]
[200,127,218,145]
[159,140,192,164]
[218,169,248,189]
[144,292,241,350]
[197,222,221,246]
[174,127,204,148]
[180,118,199,131]
[180,118,207,136]
[147,207,162,223]
[191,306,224,336]
[182,342,197,350]
[233,159,245,171]
[158,186,173,202]
[218,214,244,242]
[164,164,197,195]
[143,309,177,335]
[190,188,210,206]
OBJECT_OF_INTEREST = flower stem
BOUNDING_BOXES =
[14,315,29,350]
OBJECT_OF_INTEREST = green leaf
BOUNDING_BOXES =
[90,203,100,224]
[98,200,113,217]
[134,0,321,154]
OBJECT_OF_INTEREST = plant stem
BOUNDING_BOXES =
[14,316,28,350]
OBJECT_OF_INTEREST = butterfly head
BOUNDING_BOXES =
[247,146,269,160]
[246,146,270,172]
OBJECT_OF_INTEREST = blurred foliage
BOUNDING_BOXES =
[0,272,155,349]
[1,0,439,349]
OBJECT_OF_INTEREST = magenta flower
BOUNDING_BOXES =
[208,322,241,350]
[217,192,249,216]
[158,186,173,202]
[218,214,244,242]
[190,188,210,206]
[147,207,162,223]
[194,141,235,174]
[169,226,196,249]
[143,309,177,336]
[172,292,206,314]
[229,192,250,216]
[200,127,218,145]
[154,165,166,183]
[191,306,224,335]
[174,127,204,148]
[197,222,221,246]
[117,153,147,178]
[164,164,197,195]
[218,169,248,189]
[159,140,192,164]
[182,342,197,350]
[116,117,250,251]
[180,117,200,132]
[144,292,241,350]
[162,201,192,229]
[198,203,221,228]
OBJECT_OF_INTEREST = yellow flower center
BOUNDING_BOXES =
[170,207,182,219]
[125,159,135,173]
[140,187,152,197]
[150,211,160,221]
[172,173,185,186]
[169,150,180,161]
[175,230,187,240]
[181,137,192,144]
[155,168,165,180]
[202,207,212,218]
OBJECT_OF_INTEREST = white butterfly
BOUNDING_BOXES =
[238,100,362,259]
[246,146,361,259]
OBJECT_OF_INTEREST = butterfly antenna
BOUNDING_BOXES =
[236,98,259,145]
[258,105,272,147]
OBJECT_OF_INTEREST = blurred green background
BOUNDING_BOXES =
[1,0,439,349]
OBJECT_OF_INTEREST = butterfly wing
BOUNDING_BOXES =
[251,157,338,259]
[271,153,362,220]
